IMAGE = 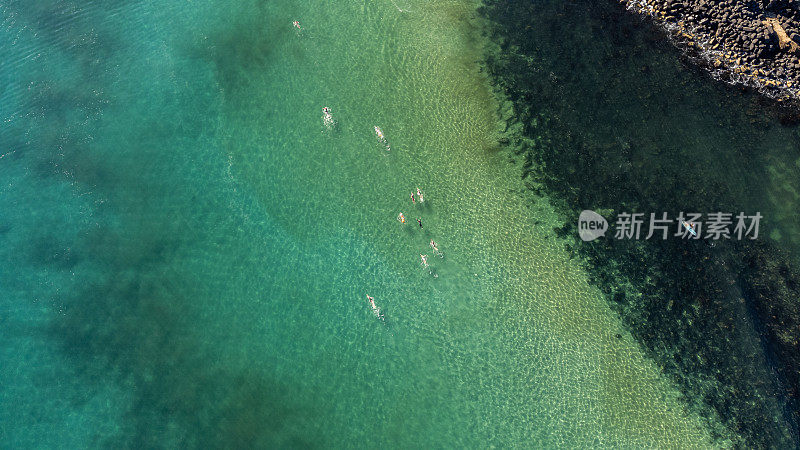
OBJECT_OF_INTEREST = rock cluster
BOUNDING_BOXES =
[625,0,800,100]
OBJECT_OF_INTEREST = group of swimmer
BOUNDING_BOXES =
[420,239,444,268]
[398,189,423,220]
[320,106,390,152]
[398,188,443,272]
[319,104,396,320]
[298,20,435,323]
[372,188,442,320]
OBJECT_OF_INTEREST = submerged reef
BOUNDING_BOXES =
[480,0,800,446]
[740,243,800,408]
[623,0,800,102]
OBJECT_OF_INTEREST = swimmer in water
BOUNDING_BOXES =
[293,20,301,30]
[682,220,698,237]
[430,240,443,258]
[398,213,406,224]
[366,294,384,321]
[374,126,390,151]
[322,107,335,128]
[417,218,422,228]
[416,188,424,203]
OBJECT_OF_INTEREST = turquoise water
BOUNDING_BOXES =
[1,0,728,447]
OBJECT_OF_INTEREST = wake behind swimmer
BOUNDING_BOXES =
[366,294,385,322]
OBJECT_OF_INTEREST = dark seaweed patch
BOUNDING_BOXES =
[481,0,800,446]
[49,229,319,447]
[5,1,324,446]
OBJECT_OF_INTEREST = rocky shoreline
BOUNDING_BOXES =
[623,0,800,102]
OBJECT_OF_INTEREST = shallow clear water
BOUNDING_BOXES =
[1,0,724,447]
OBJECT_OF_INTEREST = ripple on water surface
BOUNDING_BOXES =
[0,0,725,447]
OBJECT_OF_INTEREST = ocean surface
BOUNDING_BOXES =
[2,0,793,447]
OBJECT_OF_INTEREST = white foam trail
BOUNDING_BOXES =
[389,0,409,13]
